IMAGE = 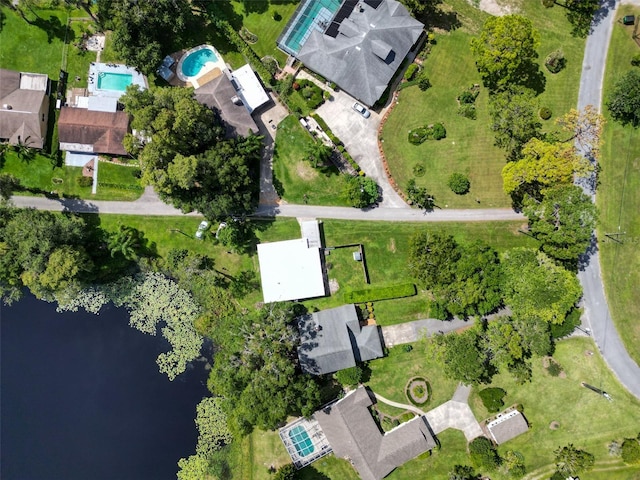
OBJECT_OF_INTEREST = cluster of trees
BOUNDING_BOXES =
[96,0,192,75]
[410,232,582,384]
[121,86,263,220]
[206,303,321,436]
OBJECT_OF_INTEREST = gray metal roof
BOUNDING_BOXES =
[297,304,383,375]
[315,387,436,480]
[487,411,529,445]
[296,0,423,106]
[0,69,49,149]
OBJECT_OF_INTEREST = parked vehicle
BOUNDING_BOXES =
[352,102,371,118]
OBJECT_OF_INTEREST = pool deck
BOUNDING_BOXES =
[87,63,147,99]
[175,45,227,87]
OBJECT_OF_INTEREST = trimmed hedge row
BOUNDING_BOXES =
[344,282,416,303]
[311,113,360,172]
[98,182,144,191]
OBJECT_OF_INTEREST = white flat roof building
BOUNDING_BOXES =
[257,238,326,303]
[230,65,270,113]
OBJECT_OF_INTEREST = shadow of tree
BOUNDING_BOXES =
[424,8,462,32]
[29,14,71,44]
[298,466,332,480]
[242,0,269,15]
[0,9,6,32]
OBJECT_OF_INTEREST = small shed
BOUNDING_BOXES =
[486,410,529,445]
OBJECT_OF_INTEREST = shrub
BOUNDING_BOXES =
[344,283,416,303]
[448,173,470,194]
[542,0,555,7]
[432,122,446,140]
[539,106,552,120]
[262,57,279,76]
[458,89,478,104]
[272,11,282,21]
[458,104,477,120]
[292,82,300,90]
[404,63,420,81]
[621,438,640,464]
[418,73,432,91]
[547,359,563,377]
[551,308,581,339]
[273,463,296,480]
[336,366,363,387]
[469,436,501,470]
[77,176,93,187]
[478,387,506,412]
[413,163,426,177]
[408,126,430,144]
[545,49,566,74]
[632,53,640,67]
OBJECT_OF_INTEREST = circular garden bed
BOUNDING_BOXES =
[405,376,431,407]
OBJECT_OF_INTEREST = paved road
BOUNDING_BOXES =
[575,0,640,399]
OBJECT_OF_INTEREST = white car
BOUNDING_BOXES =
[353,102,371,118]
[195,220,209,239]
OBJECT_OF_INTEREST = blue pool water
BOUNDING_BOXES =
[278,0,342,55]
[181,48,218,78]
[97,72,133,91]
[289,425,314,457]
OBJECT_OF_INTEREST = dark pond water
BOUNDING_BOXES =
[1,293,210,480]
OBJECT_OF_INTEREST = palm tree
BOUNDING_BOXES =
[14,136,35,162]
[107,225,146,261]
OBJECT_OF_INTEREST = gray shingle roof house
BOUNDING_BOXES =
[296,0,424,106]
[0,69,50,149]
[315,386,437,480]
[486,409,529,445]
[297,304,383,375]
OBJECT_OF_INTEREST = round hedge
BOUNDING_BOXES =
[413,163,426,177]
[539,106,552,120]
[405,377,431,407]
[448,173,470,194]
[408,127,429,145]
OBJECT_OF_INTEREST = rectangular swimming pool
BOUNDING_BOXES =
[277,0,342,56]
[97,72,133,92]
[288,425,314,457]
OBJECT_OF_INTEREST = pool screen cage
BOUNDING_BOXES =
[279,417,333,469]
[276,0,343,56]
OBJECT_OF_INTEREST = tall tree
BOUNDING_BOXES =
[406,178,435,211]
[523,184,597,264]
[489,86,541,158]
[501,138,592,198]
[0,173,20,200]
[501,248,582,324]
[554,444,595,476]
[431,328,493,384]
[556,105,605,161]
[606,69,640,126]
[470,15,540,91]
[563,0,600,38]
[107,225,148,261]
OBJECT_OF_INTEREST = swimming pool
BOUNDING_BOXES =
[97,72,133,92]
[277,0,342,56]
[288,425,314,457]
[181,48,218,78]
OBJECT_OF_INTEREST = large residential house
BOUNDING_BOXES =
[297,304,384,375]
[280,0,424,106]
[0,69,50,149]
[58,107,129,157]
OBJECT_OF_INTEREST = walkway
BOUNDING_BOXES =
[424,384,483,441]
[574,0,640,400]
[382,318,470,347]
[372,392,426,416]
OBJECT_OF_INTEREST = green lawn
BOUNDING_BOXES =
[96,161,143,201]
[0,7,96,90]
[272,115,352,206]
[467,337,640,479]
[382,0,586,209]
[598,5,640,366]
[304,219,537,324]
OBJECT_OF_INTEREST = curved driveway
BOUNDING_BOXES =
[575,0,640,399]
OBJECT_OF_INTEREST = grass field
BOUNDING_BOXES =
[304,219,537,324]
[597,5,640,366]
[382,0,586,209]
[272,115,352,206]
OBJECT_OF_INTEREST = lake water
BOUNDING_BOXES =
[1,293,210,480]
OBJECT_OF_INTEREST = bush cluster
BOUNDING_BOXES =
[344,283,416,303]
[76,176,93,187]
[418,73,432,91]
[545,49,566,74]
[408,123,447,144]
[457,104,477,120]
[310,114,360,172]
[447,173,471,194]
[469,436,501,470]
[404,63,420,81]
[413,163,426,177]
[632,53,640,67]
[336,366,363,387]
[478,387,506,412]
[622,437,640,464]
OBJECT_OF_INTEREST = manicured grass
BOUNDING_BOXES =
[0,7,96,90]
[466,337,640,479]
[597,5,640,366]
[96,161,143,201]
[272,115,351,206]
[382,0,586,209]
[367,343,459,409]
[229,1,298,68]
[304,219,537,324]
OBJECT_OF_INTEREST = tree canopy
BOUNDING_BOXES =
[501,248,582,324]
[523,184,597,264]
[121,86,262,219]
[501,138,592,198]
[97,0,192,74]
[207,303,321,435]
[432,328,493,384]
[489,86,541,158]
[554,444,595,476]
[606,69,640,126]
[470,15,540,91]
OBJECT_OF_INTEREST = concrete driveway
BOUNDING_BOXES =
[314,86,407,208]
